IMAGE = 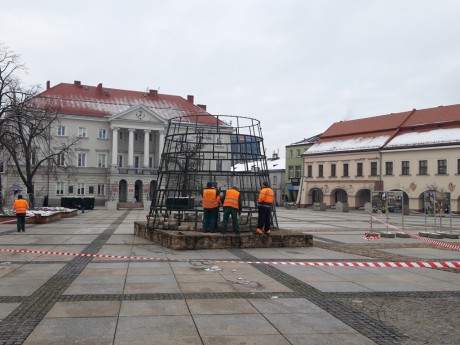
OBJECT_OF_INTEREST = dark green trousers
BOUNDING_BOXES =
[16,214,26,232]
[202,208,218,232]
[221,207,240,233]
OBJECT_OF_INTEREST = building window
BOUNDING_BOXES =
[97,184,105,195]
[401,161,410,175]
[216,159,223,171]
[98,129,107,139]
[357,162,363,177]
[288,166,294,178]
[0,161,3,173]
[295,165,301,178]
[57,126,66,136]
[307,165,312,178]
[296,149,300,157]
[77,153,86,167]
[98,154,107,168]
[119,131,123,140]
[343,163,349,177]
[77,183,85,195]
[78,127,87,138]
[385,162,393,175]
[149,133,153,142]
[68,186,74,194]
[273,176,278,185]
[370,162,378,176]
[134,132,139,141]
[56,182,64,195]
[118,154,123,167]
[134,156,140,168]
[88,186,94,194]
[458,159,460,174]
[419,160,428,175]
[57,153,65,166]
[289,150,293,158]
[149,156,154,168]
[437,159,447,175]
[318,164,323,177]
[331,164,336,177]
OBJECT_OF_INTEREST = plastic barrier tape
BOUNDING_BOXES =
[1,248,459,268]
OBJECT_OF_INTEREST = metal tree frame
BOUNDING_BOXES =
[148,114,278,229]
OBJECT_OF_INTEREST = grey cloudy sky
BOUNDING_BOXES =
[2,0,460,159]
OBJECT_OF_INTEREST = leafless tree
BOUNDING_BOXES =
[0,44,81,208]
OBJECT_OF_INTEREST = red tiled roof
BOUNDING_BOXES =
[34,82,211,121]
[319,104,460,143]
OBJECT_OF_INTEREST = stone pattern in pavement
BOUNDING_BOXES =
[0,208,457,344]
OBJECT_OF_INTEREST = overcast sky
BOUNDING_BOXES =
[2,0,460,159]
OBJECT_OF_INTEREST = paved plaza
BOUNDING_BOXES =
[0,207,459,344]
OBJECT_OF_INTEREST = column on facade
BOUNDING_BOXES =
[128,128,135,167]
[143,129,150,167]
[112,128,119,166]
[157,131,165,168]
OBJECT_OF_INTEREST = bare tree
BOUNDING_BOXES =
[164,129,206,197]
[0,44,80,208]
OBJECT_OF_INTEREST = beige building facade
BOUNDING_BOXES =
[298,105,460,213]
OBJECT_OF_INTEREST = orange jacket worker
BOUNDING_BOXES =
[13,195,29,232]
[256,181,274,235]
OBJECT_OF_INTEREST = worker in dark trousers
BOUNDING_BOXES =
[202,182,220,232]
[13,195,29,232]
[221,186,242,234]
[256,181,274,235]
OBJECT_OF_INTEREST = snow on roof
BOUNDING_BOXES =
[231,158,285,172]
[386,128,460,148]
[305,135,389,154]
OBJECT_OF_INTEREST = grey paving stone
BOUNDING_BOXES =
[22,317,117,345]
[119,300,189,316]
[202,334,292,345]
[248,298,324,314]
[264,312,358,334]
[114,315,199,344]
[193,314,280,336]
[45,301,121,318]
[187,298,259,314]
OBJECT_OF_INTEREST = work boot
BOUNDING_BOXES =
[265,229,271,235]
[256,228,263,235]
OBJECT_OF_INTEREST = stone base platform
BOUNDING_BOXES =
[134,222,313,250]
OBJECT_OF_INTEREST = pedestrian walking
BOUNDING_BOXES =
[221,186,242,234]
[256,181,274,235]
[202,181,220,232]
[13,195,29,232]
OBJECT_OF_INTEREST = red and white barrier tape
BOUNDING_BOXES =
[370,215,460,251]
[362,217,380,240]
[1,248,459,268]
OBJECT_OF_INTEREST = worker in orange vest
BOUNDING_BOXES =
[13,195,29,232]
[202,181,220,233]
[256,181,274,235]
[221,186,242,234]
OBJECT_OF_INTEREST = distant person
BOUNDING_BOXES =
[13,195,29,232]
[221,186,242,235]
[202,181,220,233]
[212,181,222,230]
[256,181,274,235]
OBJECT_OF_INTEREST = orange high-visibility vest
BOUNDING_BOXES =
[13,199,29,214]
[258,187,274,204]
[223,189,240,209]
[202,188,219,209]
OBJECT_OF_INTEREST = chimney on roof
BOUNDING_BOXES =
[187,95,194,103]
[74,80,82,87]
[197,104,207,111]
[97,83,103,94]
[46,80,50,90]
[149,89,158,98]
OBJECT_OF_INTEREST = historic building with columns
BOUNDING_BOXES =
[3,81,213,208]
